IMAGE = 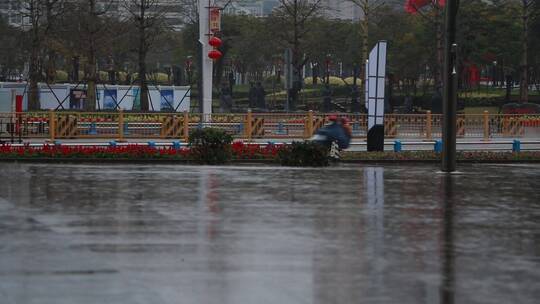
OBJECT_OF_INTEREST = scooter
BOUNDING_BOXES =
[310,116,352,160]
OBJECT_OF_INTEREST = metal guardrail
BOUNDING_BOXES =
[0,111,539,142]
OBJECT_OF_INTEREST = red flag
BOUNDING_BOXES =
[405,0,431,13]
[405,0,445,14]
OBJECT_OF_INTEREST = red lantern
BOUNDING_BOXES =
[208,50,223,60]
[209,36,222,48]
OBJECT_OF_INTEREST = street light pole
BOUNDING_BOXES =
[442,0,459,173]
[492,60,498,88]
[199,0,213,117]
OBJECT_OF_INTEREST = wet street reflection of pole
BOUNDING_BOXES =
[440,174,456,304]
[364,167,385,291]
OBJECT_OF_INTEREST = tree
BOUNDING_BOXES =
[0,18,24,81]
[220,15,276,85]
[43,0,64,84]
[347,0,386,103]
[21,0,45,110]
[518,0,537,102]
[369,5,426,95]
[403,0,446,89]
[530,1,540,91]
[81,0,101,110]
[56,1,118,110]
[269,0,325,109]
[19,1,64,110]
[124,0,168,111]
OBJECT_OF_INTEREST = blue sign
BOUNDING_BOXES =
[103,89,117,109]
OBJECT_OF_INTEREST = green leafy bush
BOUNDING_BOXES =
[277,141,329,167]
[188,128,233,164]
[55,70,69,82]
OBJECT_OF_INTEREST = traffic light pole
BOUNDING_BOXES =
[442,0,459,173]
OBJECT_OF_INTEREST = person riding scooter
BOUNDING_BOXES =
[310,115,352,159]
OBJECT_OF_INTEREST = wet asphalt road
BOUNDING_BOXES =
[0,163,539,304]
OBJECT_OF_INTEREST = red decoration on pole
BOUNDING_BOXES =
[208,50,223,61]
[15,95,23,112]
[209,7,221,34]
[209,36,223,48]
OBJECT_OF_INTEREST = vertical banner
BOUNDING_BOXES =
[366,41,387,151]
[209,7,221,34]
[15,95,23,112]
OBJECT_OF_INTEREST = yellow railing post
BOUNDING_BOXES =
[305,110,314,139]
[483,110,489,140]
[118,109,124,141]
[426,110,432,139]
[245,109,253,141]
[49,109,56,141]
[183,111,189,142]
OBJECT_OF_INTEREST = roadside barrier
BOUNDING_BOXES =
[3,139,539,152]
[0,111,538,142]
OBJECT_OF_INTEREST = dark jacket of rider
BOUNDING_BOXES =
[314,120,352,149]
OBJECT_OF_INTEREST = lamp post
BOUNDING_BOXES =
[442,0,459,173]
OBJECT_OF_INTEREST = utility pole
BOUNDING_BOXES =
[199,0,213,117]
[441,0,459,173]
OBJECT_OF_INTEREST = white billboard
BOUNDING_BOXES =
[0,83,191,112]
[365,41,387,130]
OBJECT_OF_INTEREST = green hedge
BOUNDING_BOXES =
[188,128,233,165]
[277,141,329,167]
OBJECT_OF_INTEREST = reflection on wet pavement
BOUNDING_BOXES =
[0,163,539,304]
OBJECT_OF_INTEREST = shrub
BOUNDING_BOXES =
[343,77,363,86]
[277,141,329,167]
[304,76,350,86]
[148,72,169,84]
[118,72,128,82]
[263,75,284,87]
[131,72,169,84]
[55,70,69,82]
[98,71,109,81]
[188,128,233,164]
[304,77,324,85]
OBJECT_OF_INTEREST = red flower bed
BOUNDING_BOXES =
[231,142,284,160]
[0,144,191,160]
[1,143,539,162]
[0,142,285,160]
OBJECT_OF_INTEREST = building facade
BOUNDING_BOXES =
[0,0,23,27]
[0,0,185,30]
[322,0,363,21]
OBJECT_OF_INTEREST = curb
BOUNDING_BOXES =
[0,158,539,165]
